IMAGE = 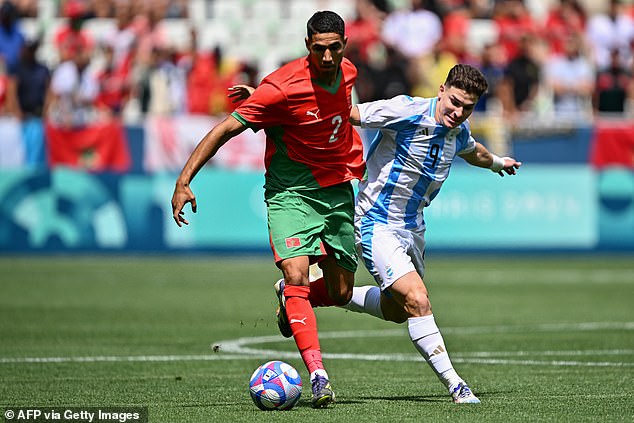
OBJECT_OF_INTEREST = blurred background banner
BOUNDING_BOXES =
[143,115,264,172]
[0,167,268,252]
[1,0,634,253]
[0,164,632,253]
[598,167,634,249]
[45,120,131,171]
[425,165,597,249]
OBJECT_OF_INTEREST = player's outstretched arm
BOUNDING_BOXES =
[349,105,361,126]
[460,142,522,177]
[172,116,247,226]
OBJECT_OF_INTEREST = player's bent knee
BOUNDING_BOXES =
[404,289,431,317]
[280,262,310,286]
[283,272,307,286]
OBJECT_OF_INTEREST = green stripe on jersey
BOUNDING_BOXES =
[311,68,342,94]
[265,126,320,191]
[231,111,256,130]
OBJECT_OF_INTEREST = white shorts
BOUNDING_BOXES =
[355,219,426,291]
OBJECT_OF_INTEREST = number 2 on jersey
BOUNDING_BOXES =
[328,115,342,143]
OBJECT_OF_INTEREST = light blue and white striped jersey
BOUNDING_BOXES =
[355,95,476,230]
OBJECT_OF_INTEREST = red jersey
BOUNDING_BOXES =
[0,75,8,108]
[232,57,365,191]
[54,26,93,62]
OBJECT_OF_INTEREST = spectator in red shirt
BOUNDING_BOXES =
[346,0,389,63]
[442,6,479,65]
[54,0,93,63]
[0,57,15,114]
[543,0,587,55]
[95,43,130,118]
[493,0,540,62]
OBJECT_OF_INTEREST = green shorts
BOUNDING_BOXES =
[265,183,358,273]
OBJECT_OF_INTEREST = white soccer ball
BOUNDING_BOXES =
[249,360,302,410]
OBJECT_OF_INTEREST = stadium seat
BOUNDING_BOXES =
[324,0,356,19]
[251,0,283,21]
[467,19,499,54]
[289,0,319,22]
[197,23,233,52]
[83,18,117,45]
[157,19,193,51]
[211,0,246,21]
[188,0,208,22]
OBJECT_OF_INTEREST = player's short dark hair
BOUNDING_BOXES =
[444,64,489,98]
[307,11,345,38]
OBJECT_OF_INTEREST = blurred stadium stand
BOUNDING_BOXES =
[18,0,357,75]
[1,0,633,254]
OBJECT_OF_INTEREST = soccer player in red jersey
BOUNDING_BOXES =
[171,11,363,408]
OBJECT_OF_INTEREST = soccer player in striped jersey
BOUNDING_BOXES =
[171,11,363,408]
[345,64,521,403]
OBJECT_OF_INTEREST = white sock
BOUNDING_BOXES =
[408,315,463,391]
[342,285,384,319]
[310,369,329,382]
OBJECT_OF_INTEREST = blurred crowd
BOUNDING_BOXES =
[0,0,256,131]
[0,0,633,144]
[349,0,634,126]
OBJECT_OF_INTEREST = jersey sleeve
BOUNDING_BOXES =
[357,95,420,129]
[456,120,477,155]
[232,79,287,131]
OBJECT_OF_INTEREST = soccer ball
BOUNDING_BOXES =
[249,360,302,410]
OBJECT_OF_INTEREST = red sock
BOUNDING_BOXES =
[284,284,324,374]
[301,349,324,375]
[308,277,336,307]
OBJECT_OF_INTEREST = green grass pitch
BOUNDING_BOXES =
[0,254,633,422]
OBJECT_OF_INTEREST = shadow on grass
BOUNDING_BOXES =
[331,390,498,405]
[287,393,449,407]
[174,391,497,410]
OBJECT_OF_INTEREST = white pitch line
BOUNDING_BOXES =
[451,358,634,367]
[210,321,634,350]
[444,269,634,285]
[457,349,634,357]
[1,352,632,368]
[0,354,251,364]
[1,322,632,367]
[214,321,634,354]
[212,321,634,367]
[441,321,634,334]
